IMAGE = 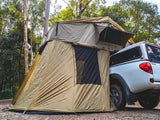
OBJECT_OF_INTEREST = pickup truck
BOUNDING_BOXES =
[110,41,160,109]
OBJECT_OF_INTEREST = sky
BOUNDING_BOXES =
[50,0,160,14]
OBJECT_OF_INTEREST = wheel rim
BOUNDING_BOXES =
[110,87,120,106]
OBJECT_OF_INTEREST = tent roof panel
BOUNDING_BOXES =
[59,16,125,31]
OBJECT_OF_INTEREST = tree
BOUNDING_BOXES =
[0,26,25,91]
[100,3,128,28]
[28,0,45,66]
[49,0,106,25]
[0,0,25,94]
[43,0,50,36]
[102,0,160,43]
[23,0,29,74]
[0,0,46,98]
[77,0,92,19]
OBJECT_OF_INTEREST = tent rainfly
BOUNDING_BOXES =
[10,16,133,112]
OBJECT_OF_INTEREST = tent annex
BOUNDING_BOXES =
[10,16,133,112]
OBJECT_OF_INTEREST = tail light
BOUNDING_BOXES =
[150,78,154,83]
[139,62,153,74]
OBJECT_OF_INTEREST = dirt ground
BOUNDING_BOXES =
[0,99,160,120]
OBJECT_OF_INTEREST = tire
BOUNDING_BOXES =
[138,96,159,109]
[110,84,126,109]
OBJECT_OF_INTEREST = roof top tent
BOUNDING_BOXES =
[10,16,133,113]
[40,16,133,52]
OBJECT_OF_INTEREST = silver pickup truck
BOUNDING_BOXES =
[110,41,160,109]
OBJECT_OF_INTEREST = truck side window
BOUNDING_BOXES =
[110,47,142,66]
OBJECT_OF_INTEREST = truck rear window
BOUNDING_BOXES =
[110,47,142,66]
[146,44,160,63]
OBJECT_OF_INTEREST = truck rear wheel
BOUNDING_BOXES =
[110,84,126,109]
[138,96,159,109]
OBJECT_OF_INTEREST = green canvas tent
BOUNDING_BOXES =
[10,16,133,112]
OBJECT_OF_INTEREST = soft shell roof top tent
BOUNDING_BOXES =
[10,17,133,113]
[39,16,133,53]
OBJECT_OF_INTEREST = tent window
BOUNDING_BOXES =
[76,61,85,84]
[99,27,121,45]
[75,46,101,85]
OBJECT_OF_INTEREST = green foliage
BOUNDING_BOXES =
[28,0,45,30]
[101,4,128,28]
[0,0,23,37]
[0,27,25,94]
[27,0,45,55]
[0,90,14,99]
[0,0,44,98]
[83,1,100,17]
[49,0,105,25]
[57,7,74,20]
[102,0,160,43]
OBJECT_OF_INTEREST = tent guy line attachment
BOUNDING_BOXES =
[22,110,26,115]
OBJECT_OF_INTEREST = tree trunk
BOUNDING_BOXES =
[78,0,82,19]
[18,42,23,88]
[0,79,3,92]
[77,0,91,19]
[23,0,29,75]
[43,0,50,36]
[30,26,34,66]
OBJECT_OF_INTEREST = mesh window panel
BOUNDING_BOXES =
[99,27,121,45]
[75,46,101,85]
